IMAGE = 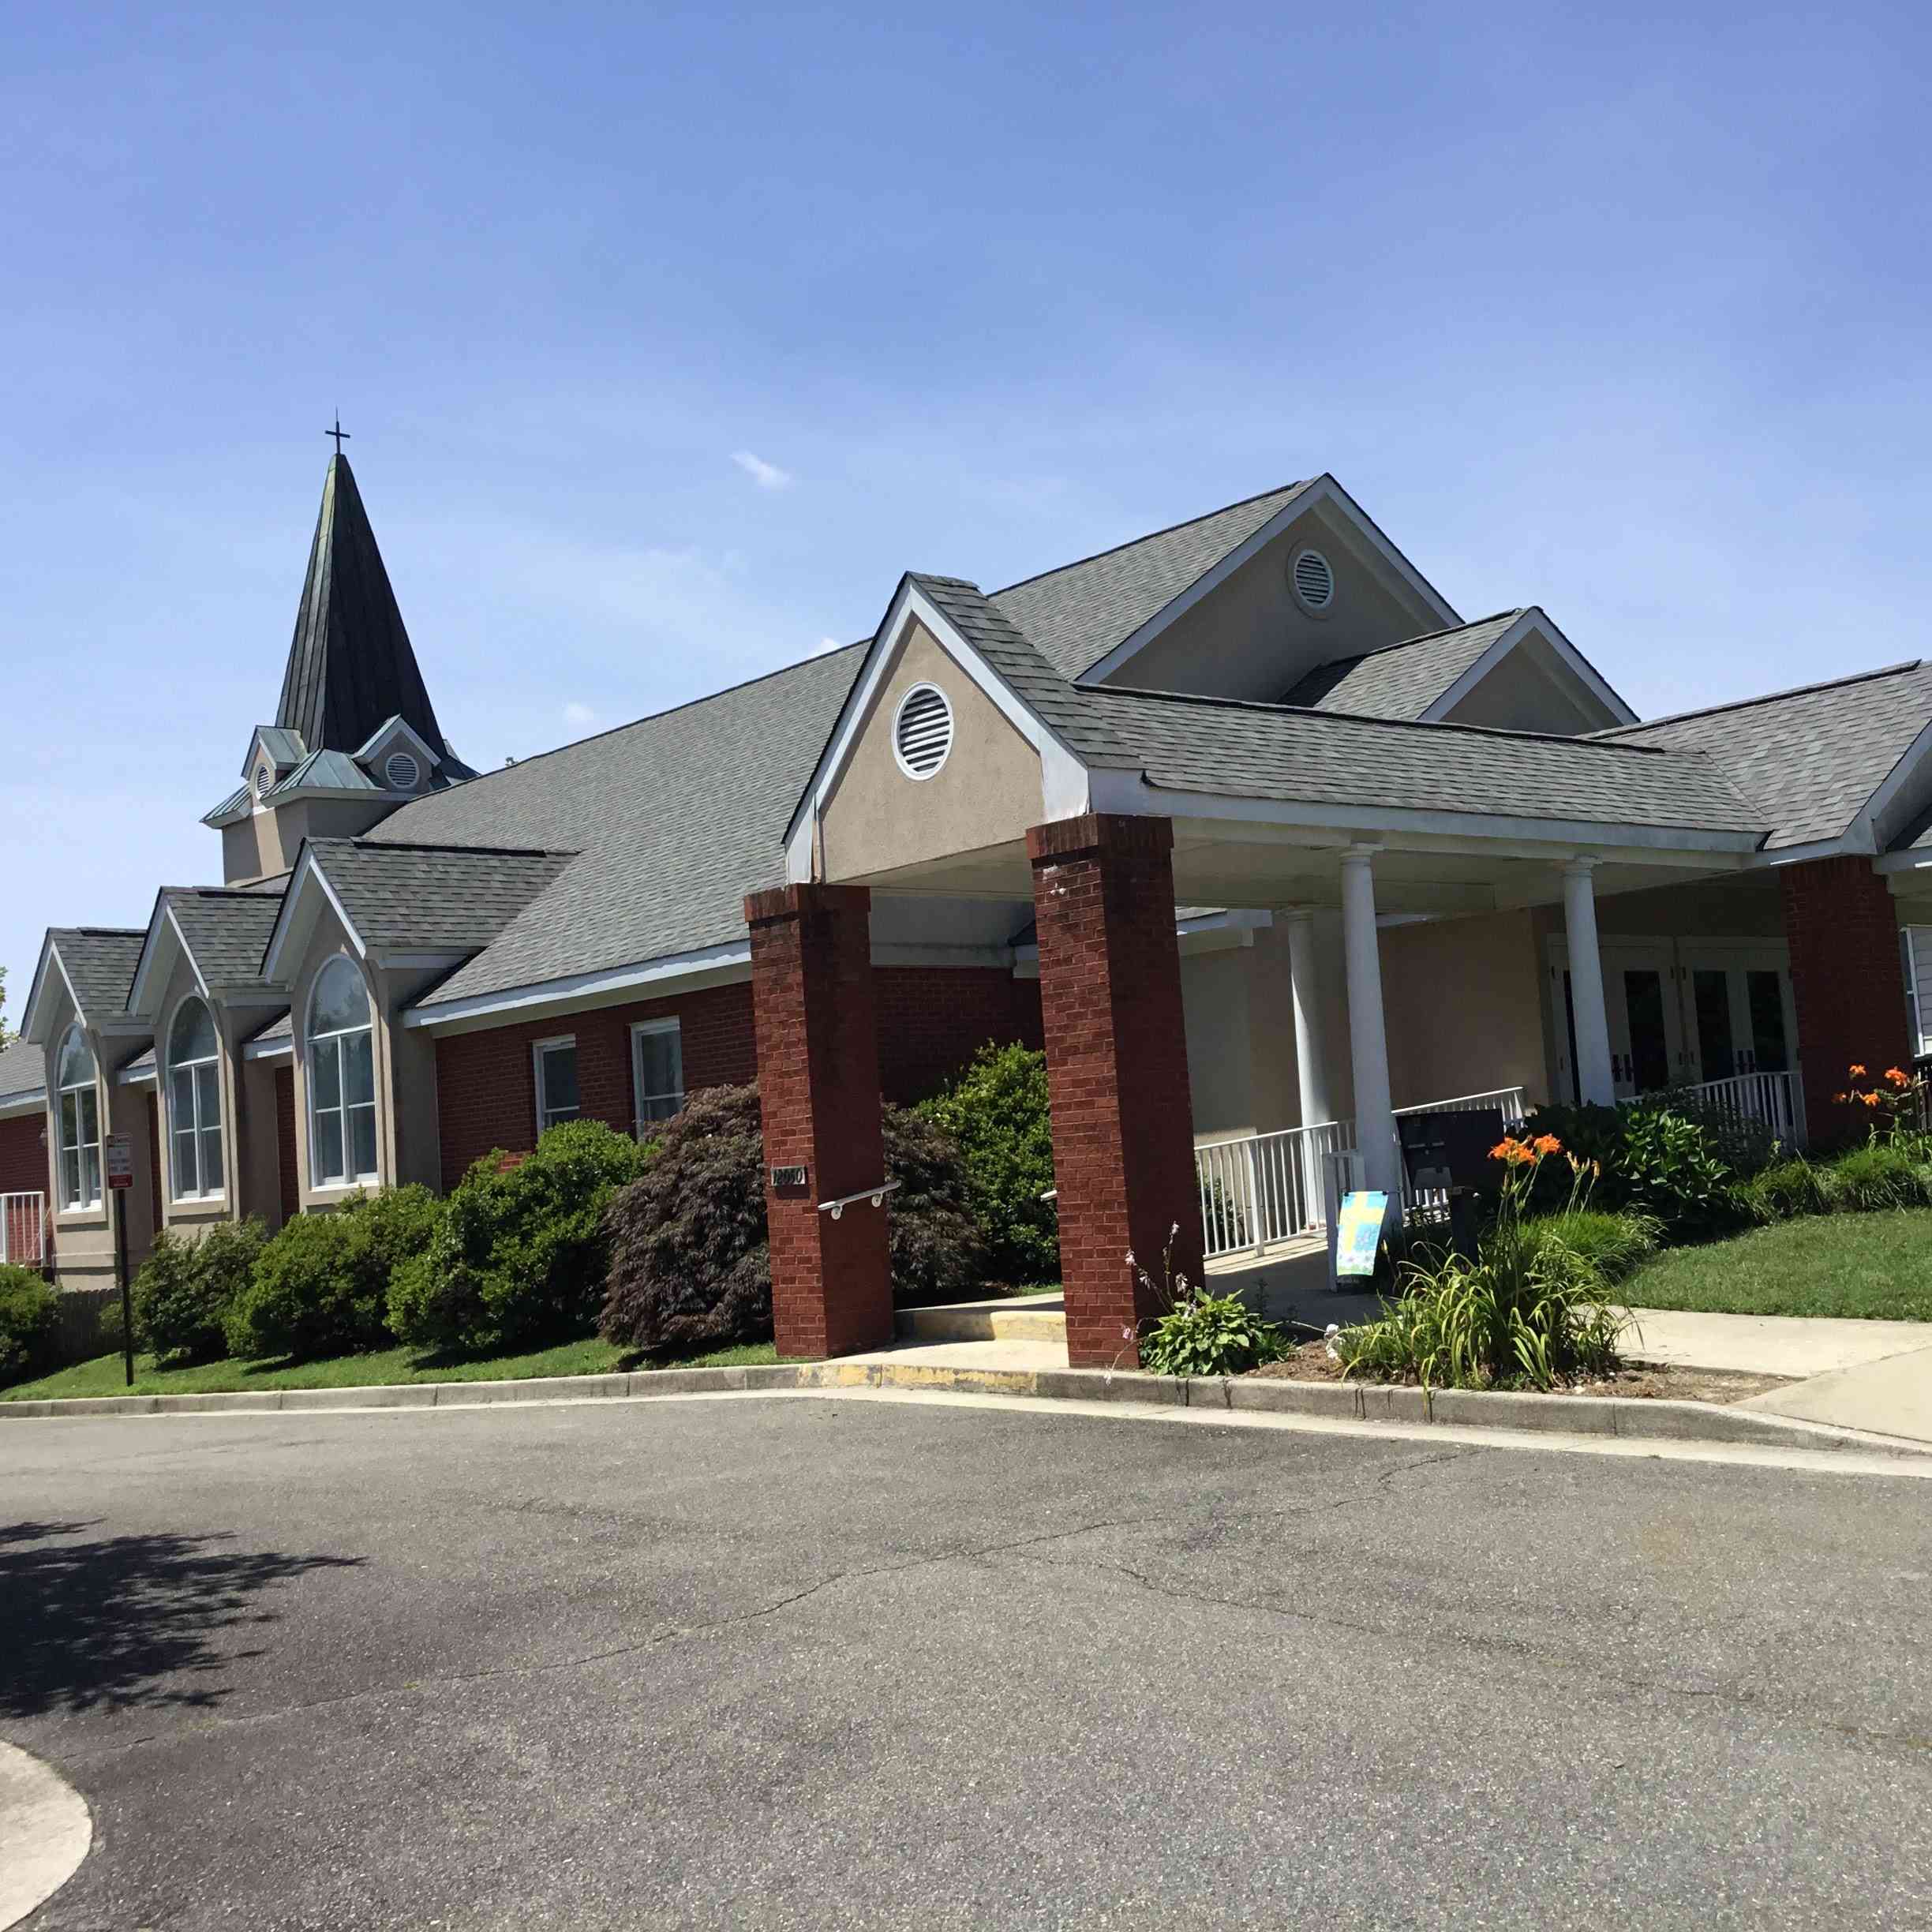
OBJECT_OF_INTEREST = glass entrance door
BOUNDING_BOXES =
[1606,948,1682,1099]
[1678,945,1796,1084]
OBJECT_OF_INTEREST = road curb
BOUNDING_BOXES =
[4,1357,1927,1455]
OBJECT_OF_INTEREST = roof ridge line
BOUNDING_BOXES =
[1343,608,1526,662]
[987,481,1310,600]
[1091,683,1710,757]
[1594,660,1926,736]
[314,838,582,859]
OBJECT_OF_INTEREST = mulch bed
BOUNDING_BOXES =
[1245,1340,1790,1405]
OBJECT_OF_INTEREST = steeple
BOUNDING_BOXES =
[275,452,453,760]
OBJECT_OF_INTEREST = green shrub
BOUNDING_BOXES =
[1740,1157,1831,1223]
[0,1265,58,1387]
[133,1219,267,1366]
[1342,1140,1627,1390]
[1822,1142,1932,1214]
[601,1083,988,1354]
[228,1186,440,1361]
[1140,1289,1290,1377]
[918,1044,1058,1282]
[389,1120,648,1354]
[1522,1208,1659,1285]
[1515,1104,1638,1210]
[1616,1106,1750,1241]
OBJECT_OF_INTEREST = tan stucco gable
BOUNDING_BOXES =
[818,620,1043,882]
[1437,625,1627,734]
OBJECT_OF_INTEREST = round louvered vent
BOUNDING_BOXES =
[384,751,421,790]
[1291,548,1335,612]
[892,683,954,781]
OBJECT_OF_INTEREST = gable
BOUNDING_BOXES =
[1095,497,1455,703]
[1438,627,1627,733]
[818,619,1042,883]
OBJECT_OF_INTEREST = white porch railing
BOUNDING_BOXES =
[1195,1119,1354,1259]
[1,1191,47,1268]
[1395,1085,1530,1125]
[1646,1069,1803,1144]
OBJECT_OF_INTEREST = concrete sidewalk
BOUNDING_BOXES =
[1615,1307,1932,1376]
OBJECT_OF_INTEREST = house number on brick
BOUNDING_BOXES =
[769,1164,807,1190]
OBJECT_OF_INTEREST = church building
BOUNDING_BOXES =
[4,452,1930,1366]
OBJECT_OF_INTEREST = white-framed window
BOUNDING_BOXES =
[307,955,377,1187]
[631,1018,685,1129]
[534,1035,580,1133]
[55,1025,102,1211]
[167,997,224,1200]
[1904,928,1929,1058]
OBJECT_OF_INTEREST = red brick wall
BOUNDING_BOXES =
[873,966,1043,1103]
[0,1110,51,1271]
[1028,814,1200,1369]
[275,1068,299,1224]
[1780,856,1912,1147]
[432,982,758,1189]
[747,884,893,1357]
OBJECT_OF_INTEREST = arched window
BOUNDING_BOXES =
[167,998,224,1199]
[56,1026,102,1211]
[308,957,376,1186]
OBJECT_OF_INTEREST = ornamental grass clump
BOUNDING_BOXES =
[1339,1134,1626,1392]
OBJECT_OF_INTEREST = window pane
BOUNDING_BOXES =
[170,998,217,1063]
[59,1092,78,1156]
[196,1061,222,1129]
[311,957,370,1036]
[59,1148,80,1209]
[541,1043,579,1124]
[175,1127,200,1195]
[640,1092,680,1124]
[58,1029,95,1088]
[202,1126,224,1193]
[78,1087,99,1151]
[635,1025,683,1099]
[313,1039,342,1110]
[316,1111,344,1185]
[1693,970,1735,1082]
[344,1032,375,1107]
[350,1103,377,1179]
[171,1066,196,1134]
[81,1147,101,1204]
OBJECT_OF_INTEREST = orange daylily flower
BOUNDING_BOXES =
[1886,1067,1910,1087]
[1532,1133,1563,1157]
[1848,1063,1867,1078]
[1488,1137,1535,1166]
[1864,1091,1883,1107]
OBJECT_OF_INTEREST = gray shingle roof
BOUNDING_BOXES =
[0,1038,46,1103]
[989,482,1318,680]
[303,841,577,954]
[247,1012,293,1046]
[162,889,286,989]
[1597,661,1932,850]
[1281,611,1525,718]
[361,644,871,1009]
[1084,687,1763,836]
[47,929,147,1025]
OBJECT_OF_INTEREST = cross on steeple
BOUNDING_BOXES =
[326,414,350,456]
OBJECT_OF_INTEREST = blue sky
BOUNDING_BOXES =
[4,1,1928,1013]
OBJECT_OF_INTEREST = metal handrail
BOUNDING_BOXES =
[0,1190,47,1268]
[818,1179,900,1219]
[1395,1086,1529,1121]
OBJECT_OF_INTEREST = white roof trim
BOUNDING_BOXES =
[0,1088,46,1118]
[20,935,84,1046]
[1854,711,1932,856]
[781,576,1091,881]
[115,1059,158,1088]
[1417,608,1639,728]
[242,1032,294,1062]
[1074,475,1461,687]
[128,901,211,1020]
[402,940,754,1032]
[353,716,444,768]
[260,844,369,983]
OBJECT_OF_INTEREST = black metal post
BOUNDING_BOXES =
[115,1189,134,1387]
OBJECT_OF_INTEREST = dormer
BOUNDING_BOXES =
[353,716,442,796]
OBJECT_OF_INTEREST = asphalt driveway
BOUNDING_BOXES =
[4,1392,1930,1929]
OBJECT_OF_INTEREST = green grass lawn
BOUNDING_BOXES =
[5,1335,781,1403]
[1619,1209,1932,1321]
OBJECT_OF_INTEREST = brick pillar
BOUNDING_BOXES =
[1028,813,1200,1368]
[1779,856,1911,1147]
[745,883,893,1358]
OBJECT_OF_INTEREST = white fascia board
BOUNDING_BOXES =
[19,936,81,1047]
[783,578,1092,881]
[0,1088,46,1118]
[1852,713,1932,856]
[260,845,369,983]
[1011,906,1267,973]
[1418,608,1640,728]
[1754,834,1870,868]
[125,895,176,1020]
[1076,475,1461,688]
[242,1033,294,1062]
[1088,767,1762,859]
[115,1060,158,1088]
[403,942,754,1033]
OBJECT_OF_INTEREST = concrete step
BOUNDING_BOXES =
[895,1297,1068,1344]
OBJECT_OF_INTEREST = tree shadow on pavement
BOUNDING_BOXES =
[0,1518,363,1719]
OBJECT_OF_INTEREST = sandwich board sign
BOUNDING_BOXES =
[106,1133,136,1191]
[1333,1191,1388,1277]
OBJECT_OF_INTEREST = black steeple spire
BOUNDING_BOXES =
[274,451,451,758]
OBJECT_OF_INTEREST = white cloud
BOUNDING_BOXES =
[813,635,845,656]
[731,450,792,492]
[561,699,597,728]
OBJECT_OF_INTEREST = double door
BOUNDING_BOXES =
[1547,938,1796,1104]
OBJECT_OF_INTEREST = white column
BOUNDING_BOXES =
[1284,910,1331,1127]
[1339,845,1401,1204]
[1563,858,1616,1106]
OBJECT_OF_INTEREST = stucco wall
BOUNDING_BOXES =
[1110,508,1440,702]
[1379,910,1550,1110]
[1439,633,1612,734]
[819,622,1042,882]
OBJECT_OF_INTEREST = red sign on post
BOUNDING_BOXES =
[106,1133,135,1191]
